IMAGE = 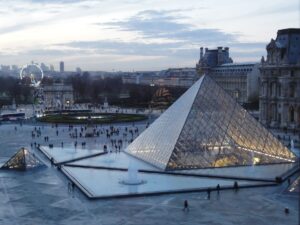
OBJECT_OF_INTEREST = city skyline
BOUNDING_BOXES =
[0,0,299,71]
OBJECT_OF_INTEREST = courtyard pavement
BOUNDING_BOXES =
[0,122,299,225]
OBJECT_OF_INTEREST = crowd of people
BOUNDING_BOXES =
[25,121,147,153]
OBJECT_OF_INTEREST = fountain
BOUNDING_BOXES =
[291,139,295,152]
[120,157,145,185]
[104,146,115,163]
[250,150,260,168]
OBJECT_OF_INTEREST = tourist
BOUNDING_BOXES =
[183,200,189,212]
[216,184,220,195]
[71,182,75,192]
[68,182,71,193]
[285,207,289,214]
[207,188,211,200]
[234,181,239,192]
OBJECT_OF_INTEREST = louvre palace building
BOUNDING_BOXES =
[259,28,300,131]
[196,47,260,105]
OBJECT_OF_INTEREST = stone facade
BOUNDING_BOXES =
[43,83,74,110]
[196,47,260,104]
[259,28,300,131]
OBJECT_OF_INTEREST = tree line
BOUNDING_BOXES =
[0,76,33,106]
[0,72,187,108]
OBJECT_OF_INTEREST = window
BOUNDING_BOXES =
[233,90,239,99]
[290,107,295,123]
[291,70,294,77]
[289,83,296,97]
[272,104,277,120]
[271,82,277,97]
[278,84,281,97]
[280,50,285,59]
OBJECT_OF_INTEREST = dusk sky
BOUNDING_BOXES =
[0,0,298,71]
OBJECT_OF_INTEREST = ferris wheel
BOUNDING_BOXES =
[20,63,44,87]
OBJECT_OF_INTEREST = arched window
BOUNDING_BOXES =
[289,83,296,98]
[271,104,277,120]
[278,113,281,124]
[271,82,277,97]
[233,90,240,100]
[289,106,295,123]
[261,82,267,96]
[278,84,281,97]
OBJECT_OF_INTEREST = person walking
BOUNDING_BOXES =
[68,182,71,193]
[207,188,211,200]
[71,182,75,198]
[183,200,189,212]
[234,181,239,192]
[216,184,220,195]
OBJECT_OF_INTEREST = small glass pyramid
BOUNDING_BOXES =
[1,147,44,170]
[126,75,296,171]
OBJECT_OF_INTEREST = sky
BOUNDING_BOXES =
[0,0,299,71]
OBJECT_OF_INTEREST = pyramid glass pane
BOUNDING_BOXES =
[126,75,296,171]
[24,149,44,169]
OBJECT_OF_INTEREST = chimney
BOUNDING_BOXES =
[224,47,229,60]
[200,47,204,60]
[217,47,223,65]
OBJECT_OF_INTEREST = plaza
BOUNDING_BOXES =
[0,120,299,225]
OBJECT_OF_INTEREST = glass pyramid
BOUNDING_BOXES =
[126,75,296,171]
[1,147,44,170]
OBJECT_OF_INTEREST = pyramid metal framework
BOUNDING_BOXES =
[1,147,44,170]
[126,75,296,171]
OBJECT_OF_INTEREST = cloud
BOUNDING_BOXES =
[101,10,236,44]
[58,40,180,56]
[0,0,95,36]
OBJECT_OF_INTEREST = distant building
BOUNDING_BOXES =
[1,65,10,72]
[196,47,260,104]
[59,61,64,73]
[164,67,196,78]
[122,68,196,87]
[76,67,82,74]
[50,64,55,72]
[43,83,74,110]
[40,63,49,72]
[259,28,300,131]
[11,65,19,73]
